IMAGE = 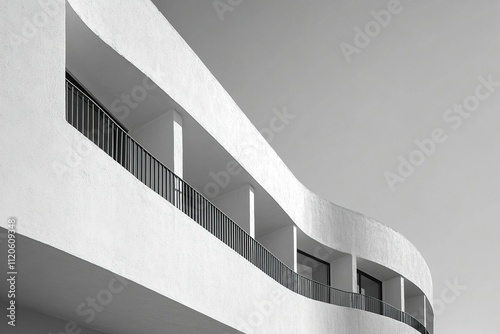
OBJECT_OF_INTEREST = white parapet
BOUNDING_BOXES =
[63,0,434,304]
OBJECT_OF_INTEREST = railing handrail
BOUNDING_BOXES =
[65,79,429,334]
[66,80,297,266]
[66,78,129,134]
[66,79,240,217]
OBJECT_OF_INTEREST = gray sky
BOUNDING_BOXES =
[156,1,500,333]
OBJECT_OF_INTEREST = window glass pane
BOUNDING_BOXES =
[358,271,382,300]
[297,251,330,286]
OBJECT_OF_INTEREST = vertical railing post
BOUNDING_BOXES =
[64,79,427,334]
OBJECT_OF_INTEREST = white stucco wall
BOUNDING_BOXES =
[0,0,431,332]
[0,116,421,333]
[62,0,433,306]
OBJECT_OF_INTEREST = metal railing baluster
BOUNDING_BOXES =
[64,79,428,334]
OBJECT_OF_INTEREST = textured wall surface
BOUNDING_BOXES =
[0,0,431,331]
[63,0,432,301]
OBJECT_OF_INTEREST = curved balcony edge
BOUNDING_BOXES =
[67,0,433,311]
[64,78,428,334]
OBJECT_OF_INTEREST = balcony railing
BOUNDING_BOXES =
[66,78,429,334]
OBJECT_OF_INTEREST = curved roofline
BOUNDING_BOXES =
[68,0,433,306]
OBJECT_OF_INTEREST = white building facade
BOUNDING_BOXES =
[0,1,434,333]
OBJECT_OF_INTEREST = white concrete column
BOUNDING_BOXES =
[330,254,357,292]
[212,185,255,238]
[257,225,297,271]
[383,276,405,310]
[131,109,183,177]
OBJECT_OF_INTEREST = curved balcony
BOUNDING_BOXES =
[66,0,432,304]
[65,78,429,334]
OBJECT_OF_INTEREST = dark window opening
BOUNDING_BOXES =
[357,270,382,299]
[357,270,383,314]
[297,250,330,286]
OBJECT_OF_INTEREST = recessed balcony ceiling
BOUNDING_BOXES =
[66,4,294,238]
